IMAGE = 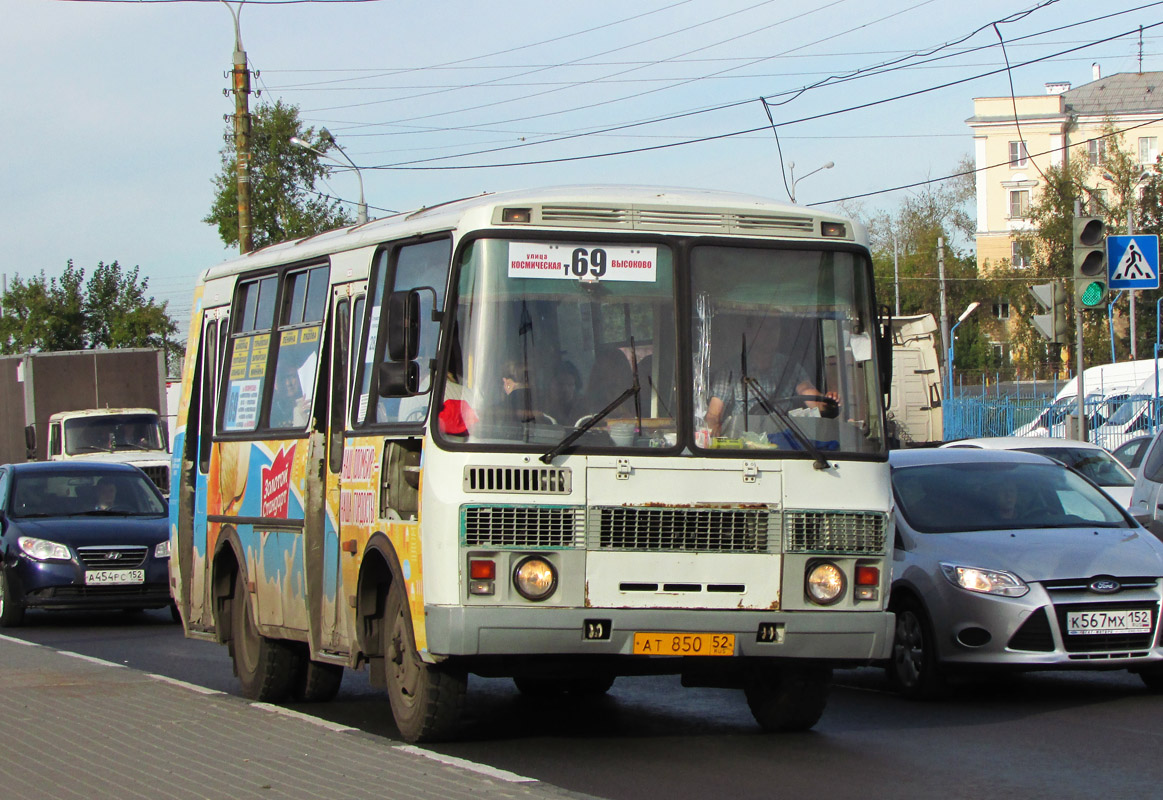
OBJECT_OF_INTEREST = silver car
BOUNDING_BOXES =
[888,447,1163,698]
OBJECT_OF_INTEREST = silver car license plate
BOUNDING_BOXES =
[1066,609,1152,635]
[84,569,146,586]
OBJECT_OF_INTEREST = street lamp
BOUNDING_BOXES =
[291,128,368,224]
[788,160,834,203]
[947,301,980,398]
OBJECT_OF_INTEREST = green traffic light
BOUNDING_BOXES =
[1080,280,1107,307]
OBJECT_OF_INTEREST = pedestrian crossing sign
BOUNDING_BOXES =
[1108,234,1160,290]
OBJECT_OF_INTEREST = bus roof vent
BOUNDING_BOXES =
[734,213,815,234]
[463,465,572,495]
[635,208,724,230]
[539,205,632,227]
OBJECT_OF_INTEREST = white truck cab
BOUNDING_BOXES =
[45,408,170,494]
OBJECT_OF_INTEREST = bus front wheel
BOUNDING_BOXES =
[229,571,297,701]
[743,664,831,732]
[383,579,466,742]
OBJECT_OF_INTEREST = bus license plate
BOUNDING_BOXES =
[632,632,735,656]
[85,569,146,586]
[1066,609,1152,635]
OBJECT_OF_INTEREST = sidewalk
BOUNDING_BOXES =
[0,635,600,800]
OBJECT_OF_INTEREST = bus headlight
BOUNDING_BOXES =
[806,561,846,605]
[513,556,557,601]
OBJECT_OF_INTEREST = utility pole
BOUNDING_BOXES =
[224,2,253,254]
[937,237,949,386]
[1129,205,1137,359]
[892,232,901,317]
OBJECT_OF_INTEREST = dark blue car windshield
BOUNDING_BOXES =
[10,471,165,518]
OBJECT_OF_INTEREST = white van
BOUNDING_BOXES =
[1092,368,1163,449]
[1014,360,1160,439]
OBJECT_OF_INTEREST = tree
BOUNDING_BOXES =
[862,157,991,374]
[0,260,178,360]
[0,261,86,353]
[205,99,353,250]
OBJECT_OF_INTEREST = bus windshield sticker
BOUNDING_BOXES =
[508,243,657,282]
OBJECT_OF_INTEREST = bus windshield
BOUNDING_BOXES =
[439,238,678,449]
[437,237,883,457]
[691,245,883,456]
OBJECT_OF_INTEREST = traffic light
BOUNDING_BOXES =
[1073,215,1108,309]
[1029,282,1069,344]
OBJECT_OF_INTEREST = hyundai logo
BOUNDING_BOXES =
[106,552,122,561]
[1090,578,1121,594]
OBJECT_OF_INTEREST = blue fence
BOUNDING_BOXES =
[943,393,1161,450]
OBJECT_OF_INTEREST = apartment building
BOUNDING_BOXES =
[967,66,1163,273]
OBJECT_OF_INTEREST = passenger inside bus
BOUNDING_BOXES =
[270,369,310,428]
[704,318,837,438]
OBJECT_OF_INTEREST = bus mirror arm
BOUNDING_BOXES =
[878,304,893,408]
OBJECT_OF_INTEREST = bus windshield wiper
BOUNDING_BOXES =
[541,378,640,464]
[743,376,831,471]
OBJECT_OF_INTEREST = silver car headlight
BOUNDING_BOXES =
[154,540,171,559]
[18,536,72,562]
[940,563,1028,597]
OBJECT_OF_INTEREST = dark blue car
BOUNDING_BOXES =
[0,461,171,626]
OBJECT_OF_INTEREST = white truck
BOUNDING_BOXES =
[0,349,171,494]
[888,314,943,445]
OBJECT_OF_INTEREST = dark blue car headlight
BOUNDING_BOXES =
[18,536,72,562]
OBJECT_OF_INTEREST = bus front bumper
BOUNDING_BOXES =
[424,605,894,663]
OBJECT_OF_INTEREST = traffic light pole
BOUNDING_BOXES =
[1076,305,1086,442]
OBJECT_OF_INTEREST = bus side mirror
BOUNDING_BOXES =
[386,290,421,362]
[878,306,893,407]
[24,425,36,460]
[377,361,420,398]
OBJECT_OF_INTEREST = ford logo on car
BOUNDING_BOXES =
[1090,578,1121,594]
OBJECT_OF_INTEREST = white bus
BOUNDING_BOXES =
[169,186,895,741]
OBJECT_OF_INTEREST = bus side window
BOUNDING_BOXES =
[221,276,277,432]
[354,238,451,427]
[328,297,350,474]
[268,265,329,431]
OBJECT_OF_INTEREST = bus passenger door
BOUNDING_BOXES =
[186,309,227,630]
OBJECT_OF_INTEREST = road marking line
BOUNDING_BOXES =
[393,745,536,783]
[251,702,357,732]
[147,673,224,695]
[59,651,126,668]
[0,634,41,647]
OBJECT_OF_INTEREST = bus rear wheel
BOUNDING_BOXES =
[383,579,465,742]
[229,571,297,701]
[744,664,831,732]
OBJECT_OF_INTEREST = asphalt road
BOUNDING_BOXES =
[10,608,1163,800]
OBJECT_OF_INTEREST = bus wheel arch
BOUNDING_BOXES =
[212,530,297,701]
[357,533,466,742]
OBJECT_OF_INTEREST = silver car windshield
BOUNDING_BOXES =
[893,462,1130,533]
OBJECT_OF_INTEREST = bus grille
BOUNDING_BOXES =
[784,511,888,554]
[463,466,571,494]
[462,506,583,548]
[588,506,776,552]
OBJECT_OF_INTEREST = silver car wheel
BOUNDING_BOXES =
[893,610,925,687]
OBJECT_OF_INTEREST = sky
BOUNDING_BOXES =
[3,0,1161,337]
